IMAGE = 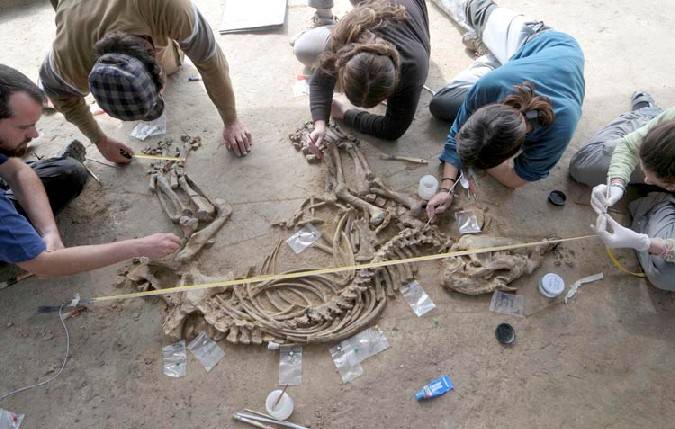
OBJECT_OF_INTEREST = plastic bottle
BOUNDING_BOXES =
[415,375,454,400]
[418,175,439,200]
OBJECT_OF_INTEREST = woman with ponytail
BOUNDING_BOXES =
[426,0,585,221]
[295,0,430,151]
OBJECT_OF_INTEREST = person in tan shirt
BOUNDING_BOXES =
[40,0,253,162]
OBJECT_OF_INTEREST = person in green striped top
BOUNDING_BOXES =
[569,92,675,290]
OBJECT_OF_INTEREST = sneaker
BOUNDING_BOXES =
[59,139,87,163]
[630,91,657,111]
[461,30,489,57]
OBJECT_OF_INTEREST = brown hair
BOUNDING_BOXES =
[0,64,45,120]
[93,32,164,92]
[319,0,405,108]
[639,119,675,185]
[457,81,555,170]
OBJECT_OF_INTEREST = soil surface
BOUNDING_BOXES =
[1,1,674,428]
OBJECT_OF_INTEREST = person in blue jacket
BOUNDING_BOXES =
[426,0,585,220]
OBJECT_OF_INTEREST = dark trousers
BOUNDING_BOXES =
[2,156,89,217]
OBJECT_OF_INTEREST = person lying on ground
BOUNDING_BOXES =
[294,0,430,153]
[40,0,252,161]
[569,91,674,290]
[0,64,180,278]
[425,0,584,221]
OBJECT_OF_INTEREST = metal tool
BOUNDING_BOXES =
[82,163,101,184]
[233,414,275,429]
[234,411,310,429]
[0,272,34,291]
[422,84,436,96]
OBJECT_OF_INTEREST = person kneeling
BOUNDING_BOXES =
[0,64,180,278]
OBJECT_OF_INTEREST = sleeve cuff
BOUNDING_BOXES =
[439,150,462,170]
[513,160,544,182]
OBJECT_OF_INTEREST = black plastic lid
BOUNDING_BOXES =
[548,190,567,207]
[495,323,515,345]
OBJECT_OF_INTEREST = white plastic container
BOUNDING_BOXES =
[418,175,439,200]
[265,389,294,421]
[539,273,565,298]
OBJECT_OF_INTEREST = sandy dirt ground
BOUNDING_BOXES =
[1,0,675,428]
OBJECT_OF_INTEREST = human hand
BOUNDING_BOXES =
[425,191,454,223]
[223,118,253,157]
[591,183,624,214]
[331,99,346,120]
[135,233,182,258]
[594,214,650,251]
[43,230,64,252]
[308,120,327,160]
[97,135,135,164]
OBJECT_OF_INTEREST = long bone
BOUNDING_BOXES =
[175,200,233,263]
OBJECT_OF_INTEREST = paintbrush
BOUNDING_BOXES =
[272,384,289,410]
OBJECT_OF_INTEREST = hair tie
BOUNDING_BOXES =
[524,110,539,120]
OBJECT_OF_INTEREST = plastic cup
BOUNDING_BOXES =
[265,389,294,421]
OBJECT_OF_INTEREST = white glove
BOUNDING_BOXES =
[595,214,651,251]
[590,184,624,215]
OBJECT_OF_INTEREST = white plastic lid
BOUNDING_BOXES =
[539,273,565,298]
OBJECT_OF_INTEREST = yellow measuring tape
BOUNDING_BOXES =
[89,234,599,304]
[132,154,181,161]
[605,247,647,278]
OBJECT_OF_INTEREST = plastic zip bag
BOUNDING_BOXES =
[287,224,321,254]
[0,409,24,429]
[329,327,389,383]
[162,340,187,378]
[278,346,302,385]
[400,281,436,317]
[329,342,364,384]
[188,331,225,372]
[455,210,482,234]
[130,112,167,141]
[489,290,524,317]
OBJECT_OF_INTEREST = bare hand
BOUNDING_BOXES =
[223,119,253,157]
[43,231,64,252]
[97,135,135,164]
[135,233,182,259]
[331,99,346,120]
[308,120,326,160]
[426,191,454,223]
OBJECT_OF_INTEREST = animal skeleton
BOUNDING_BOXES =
[442,235,554,295]
[144,136,231,264]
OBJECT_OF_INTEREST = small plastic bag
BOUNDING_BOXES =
[130,112,167,141]
[489,290,524,317]
[162,340,187,378]
[279,346,302,385]
[329,327,389,383]
[287,224,321,254]
[188,331,225,372]
[0,409,24,429]
[400,281,436,317]
[329,343,364,384]
[455,210,482,234]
